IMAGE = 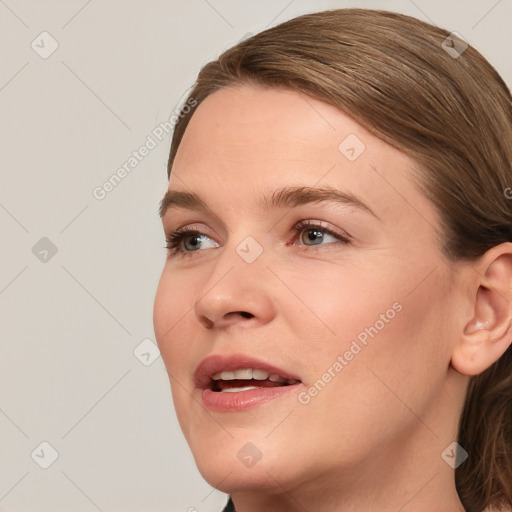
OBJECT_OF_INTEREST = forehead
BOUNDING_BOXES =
[168,84,436,230]
[176,84,364,166]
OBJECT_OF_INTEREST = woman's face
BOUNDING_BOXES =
[153,84,468,498]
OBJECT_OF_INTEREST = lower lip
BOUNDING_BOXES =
[198,383,302,411]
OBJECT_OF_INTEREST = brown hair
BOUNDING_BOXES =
[166,9,512,512]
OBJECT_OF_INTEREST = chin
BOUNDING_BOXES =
[189,435,295,492]
[195,456,287,493]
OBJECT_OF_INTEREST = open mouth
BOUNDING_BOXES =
[209,368,301,393]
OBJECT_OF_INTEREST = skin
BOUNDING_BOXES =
[153,84,512,512]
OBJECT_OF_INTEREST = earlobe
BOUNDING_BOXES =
[451,245,512,377]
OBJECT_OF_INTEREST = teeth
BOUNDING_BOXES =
[211,368,287,382]
[221,386,259,393]
[252,369,269,380]
[233,368,252,380]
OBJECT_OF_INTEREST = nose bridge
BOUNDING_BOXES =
[204,230,268,290]
[193,232,272,327]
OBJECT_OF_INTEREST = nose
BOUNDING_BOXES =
[193,248,276,330]
[197,309,254,329]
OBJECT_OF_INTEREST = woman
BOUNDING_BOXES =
[153,8,512,512]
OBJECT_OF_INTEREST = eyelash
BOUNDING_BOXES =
[164,220,351,257]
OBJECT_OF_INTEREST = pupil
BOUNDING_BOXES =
[186,235,201,250]
[305,229,322,245]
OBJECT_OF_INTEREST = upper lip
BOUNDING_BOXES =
[194,353,302,389]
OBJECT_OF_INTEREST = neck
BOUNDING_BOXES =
[229,409,467,511]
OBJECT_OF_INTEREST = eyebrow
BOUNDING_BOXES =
[159,185,378,220]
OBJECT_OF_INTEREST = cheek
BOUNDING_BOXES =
[291,262,454,420]
[289,287,449,466]
[153,271,193,371]
[279,259,400,350]
[373,279,454,402]
[153,272,199,437]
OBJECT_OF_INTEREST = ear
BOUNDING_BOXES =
[451,243,512,376]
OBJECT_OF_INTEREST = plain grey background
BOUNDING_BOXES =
[1,1,511,511]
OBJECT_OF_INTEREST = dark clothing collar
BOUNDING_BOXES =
[222,496,235,511]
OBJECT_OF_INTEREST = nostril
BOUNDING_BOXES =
[199,316,214,329]
[239,311,253,319]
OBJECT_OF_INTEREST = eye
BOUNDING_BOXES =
[164,227,218,255]
[291,219,351,248]
[164,220,351,257]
